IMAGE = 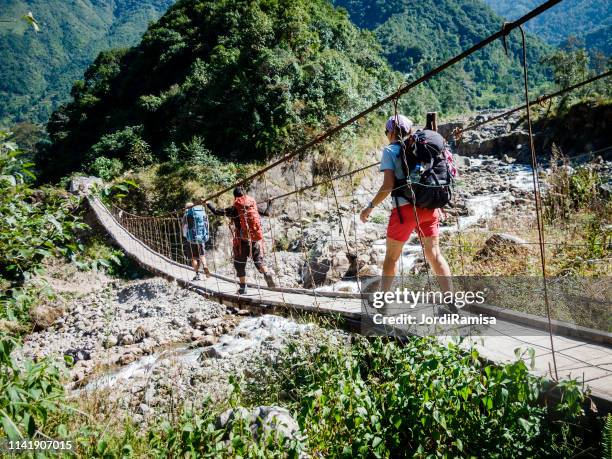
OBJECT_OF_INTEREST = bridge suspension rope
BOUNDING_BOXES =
[94,0,612,391]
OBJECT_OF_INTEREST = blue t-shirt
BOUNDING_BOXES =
[380,143,420,207]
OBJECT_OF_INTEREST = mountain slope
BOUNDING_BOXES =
[38,0,397,182]
[0,0,175,126]
[332,0,553,113]
[483,0,611,54]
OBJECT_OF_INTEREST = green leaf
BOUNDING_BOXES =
[1,411,22,441]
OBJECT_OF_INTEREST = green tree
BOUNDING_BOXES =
[38,0,398,182]
[542,38,591,111]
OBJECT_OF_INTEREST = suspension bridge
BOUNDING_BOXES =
[78,0,611,406]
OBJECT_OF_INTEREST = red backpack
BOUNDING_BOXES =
[233,195,263,241]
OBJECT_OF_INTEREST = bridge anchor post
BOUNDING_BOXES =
[426,112,438,131]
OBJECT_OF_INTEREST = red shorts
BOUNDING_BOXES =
[386,205,439,242]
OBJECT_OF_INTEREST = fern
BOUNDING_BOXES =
[604,414,612,459]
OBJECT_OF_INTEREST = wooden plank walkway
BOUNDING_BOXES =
[89,197,612,405]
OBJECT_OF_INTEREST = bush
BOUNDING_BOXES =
[88,156,123,181]
[241,335,588,458]
[0,137,87,282]
[88,125,152,168]
[144,403,304,458]
[71,236,147,279]
[0,334,65,440]
[603,414,612,459]
[0,283,55,326]
[544,145,606,222]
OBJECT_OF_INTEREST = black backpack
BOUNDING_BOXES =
[391,129,454,210]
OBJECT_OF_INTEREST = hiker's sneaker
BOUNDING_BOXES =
[264,273,276,288]
[193,273,201,281]
[237,285,247,295]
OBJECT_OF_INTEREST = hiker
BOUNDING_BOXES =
[182,202,211,280]
[206,187,276,294]
[360,114,456,312]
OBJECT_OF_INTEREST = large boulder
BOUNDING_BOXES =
[29,304,64,330]
[69,176,103,195]
[476,233,528,260]
[216,406,302,443]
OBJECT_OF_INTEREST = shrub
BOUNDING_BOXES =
[544,145,605,222]
[145,403,304,458]
[0,283,55,326]
[241,335,588,458]
[71,236,146,279]
[182,136,218,166]
[0,334,65,440]
[88,156,123,181]
[88,125,152,168]
[603,414,612,459]
[0,139,86,282]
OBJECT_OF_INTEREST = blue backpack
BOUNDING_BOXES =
[184,205,209,243]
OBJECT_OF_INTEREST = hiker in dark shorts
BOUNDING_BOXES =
[182,202,210,281]
[206,187,276,294]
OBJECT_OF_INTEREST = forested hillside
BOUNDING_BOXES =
[38,0,397,182]
[331,0,553,113]
[483,0,611,55]
[0,0,174,126]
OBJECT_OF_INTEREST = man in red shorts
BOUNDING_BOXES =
[360,114,452,298]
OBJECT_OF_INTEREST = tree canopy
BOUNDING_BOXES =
[38,0,397,182]
[332,0,554,113]
[0,0,174,126]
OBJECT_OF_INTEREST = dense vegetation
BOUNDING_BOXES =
[37,0,397,183]
[332,0,553,112]
[0,0,174,126]
[38,333,601,457]
[0,131,144,442]
[483,0,612,55]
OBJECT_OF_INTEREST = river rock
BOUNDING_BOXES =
[64,347,91,363]
[139,403,152,415]
[358,264,381,278]
[117,350,142,365]
[200,346,223,359]
[216,406,301,442]
[476,233,528,260]
[191,329,204,340]
[103,335,118,349]
[189,312,208,329]
[133,325,148,343]
[69,176,103,195]
[121,334,134,345]
[194,335,218,347]
[30,304,64,330]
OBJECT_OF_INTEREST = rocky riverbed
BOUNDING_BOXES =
[16,276,341,424]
